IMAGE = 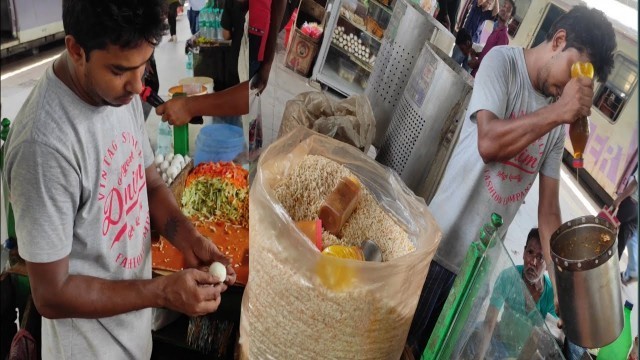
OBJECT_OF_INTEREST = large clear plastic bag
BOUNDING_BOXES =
[240,127,441,359]
[278,91,376,152]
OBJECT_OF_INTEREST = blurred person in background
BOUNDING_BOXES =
[188,0,206,35]
[461,0,499,44]
[249,0,287,94]
[166,0,182,42]
[452,29,473,72]
[613,166,638,285]
[469,0,515,77]
[222,0,249,88]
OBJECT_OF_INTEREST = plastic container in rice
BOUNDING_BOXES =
[240,127,441,359]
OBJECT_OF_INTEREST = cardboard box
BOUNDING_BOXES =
[285,28,321,77]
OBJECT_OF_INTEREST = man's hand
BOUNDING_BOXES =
[554,297,564,329]
[553,77,593,124]
[159,268,227,316]
[250,65,271,95]
[156,97,191,126]
[179,231,237,286]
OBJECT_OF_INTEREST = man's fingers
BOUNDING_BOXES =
[155,103,166,116]
[198,282,222,301]
[190,268,217,285]
[195,297,222,316]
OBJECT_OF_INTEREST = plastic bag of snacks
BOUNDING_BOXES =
[300,22,323,39]
[239,127,441,359]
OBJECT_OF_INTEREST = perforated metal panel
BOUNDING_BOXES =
[366,0,455,148]
[376,96,424,173]
[376,43,474,199]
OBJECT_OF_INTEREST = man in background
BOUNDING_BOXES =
[469,0,515,77]
[188,0,206,35]
[451,29,473,72]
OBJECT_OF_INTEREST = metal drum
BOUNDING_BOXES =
[551,215,623,348]
[376,43,473,201]
[366,0,455,148]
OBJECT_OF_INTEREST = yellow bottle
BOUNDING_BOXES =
[321,244,365,261]
[569,62,594,168]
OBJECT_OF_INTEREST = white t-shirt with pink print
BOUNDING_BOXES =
[430,46,565,274]
[5,65,155,360]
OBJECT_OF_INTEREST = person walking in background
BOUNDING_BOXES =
[469,0,515,77]
[221,0,249,88]
[436,0,463,31]
[249,0,287,94]
[405,6,616,358]
[188,0,206,35]
[461,0,499,44]
[166,0,181,41]
[613,166,638,285]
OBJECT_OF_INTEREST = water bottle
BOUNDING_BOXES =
[200,8,209,40]
[157,121,173,156]
[198,10,207,38]
[218,8,224,40]
[478,213,504,247]
[213,9,220,40]
[186,51,194,77]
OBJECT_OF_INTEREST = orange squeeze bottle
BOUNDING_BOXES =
[569,62,594,168]
[318,175,362,236]
[295,219,323,251]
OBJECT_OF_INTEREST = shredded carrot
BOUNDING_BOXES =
[185,161,248,189]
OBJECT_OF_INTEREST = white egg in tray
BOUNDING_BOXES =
[154,152,191,186]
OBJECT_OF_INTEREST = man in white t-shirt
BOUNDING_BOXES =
[4,1,235,358]
[406,6,617,358]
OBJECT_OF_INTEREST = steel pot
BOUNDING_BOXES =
[550,215,623,348]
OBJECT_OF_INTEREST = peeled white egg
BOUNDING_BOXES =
[184,155,191,164]
[166,153,174,163]
[174,154,184,163]
[154,154,164,165]
[209,262,227,283]
[162,173,168,182]
[160,160,170,172]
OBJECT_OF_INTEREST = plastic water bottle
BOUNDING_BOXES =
[186,51,194,77]
[200,8,209,40]
[216,9,223,40]
[157,121,173,156]
[213,9,219,40]
[198,11,207,38]
[478,213,504,247]
[218,9,224,40]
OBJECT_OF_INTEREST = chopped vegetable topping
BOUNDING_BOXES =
[181,162,249,226]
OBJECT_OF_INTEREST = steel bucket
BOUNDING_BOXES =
[366,0,456,148]
[550,215,623,348]
[375,43,473,202]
